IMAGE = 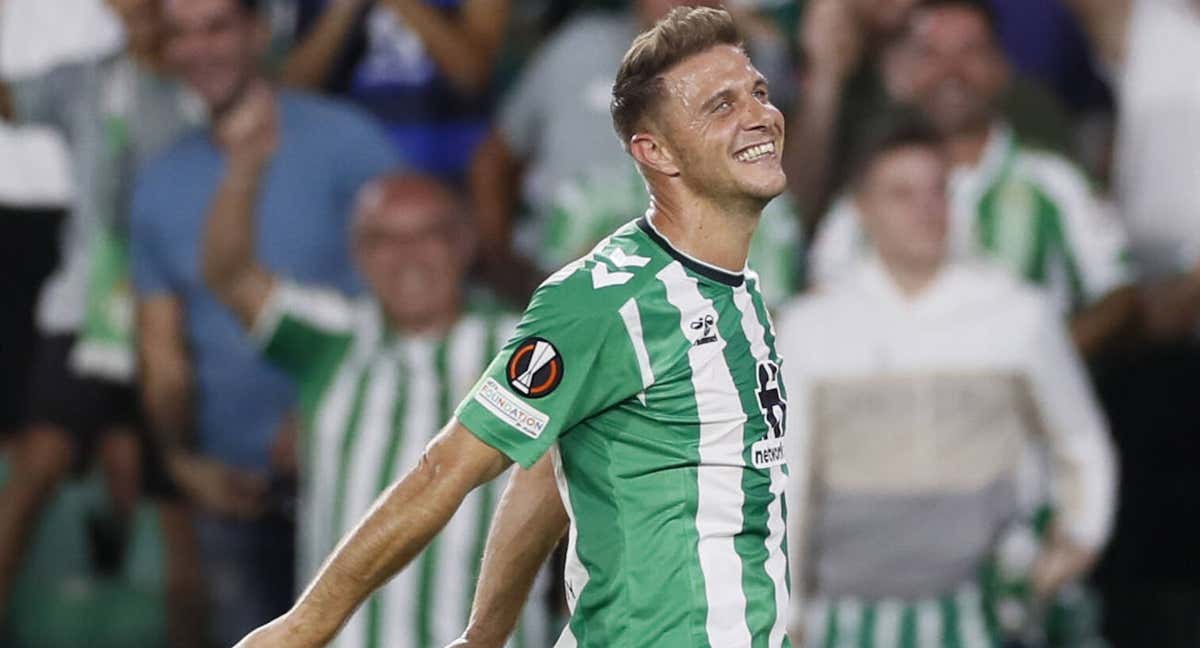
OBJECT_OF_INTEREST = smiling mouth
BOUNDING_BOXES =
[734,141,777,163]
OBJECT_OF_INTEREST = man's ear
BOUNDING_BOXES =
[629,131,681,178]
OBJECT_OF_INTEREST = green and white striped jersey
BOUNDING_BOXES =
[252,284,551,648]
[543,164,804,307]
[812,124,1132,313]
[456,217,792,648]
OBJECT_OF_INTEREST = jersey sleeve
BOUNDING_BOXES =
[1033,155,1135,304]
[1021,295,1117,550]
[455,275,644,468]
[252,279,357,384]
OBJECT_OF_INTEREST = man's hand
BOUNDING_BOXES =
[800,0,866,82]
[168,452,267,519]
[216,81,278,171]
[1140,268,1200,342]
[1031,531,1098,602]
[270,412,300,477]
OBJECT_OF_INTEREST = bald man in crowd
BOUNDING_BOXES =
[201,99,553,647]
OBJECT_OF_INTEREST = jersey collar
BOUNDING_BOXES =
[637,215,745,287]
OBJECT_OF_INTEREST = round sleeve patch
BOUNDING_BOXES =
[506,337,564,398]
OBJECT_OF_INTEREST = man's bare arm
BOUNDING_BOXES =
[137,296,194,454]
[282,0,366,89]
[236,420,513,647]
[451,453,568,648]
[1139,268,1200,342]
[468,130,542,302]
[782,0,864,224]
[137,295,268,517]
[201,83,278,329]
[382,0,509,94]
[1069,284,1138,358]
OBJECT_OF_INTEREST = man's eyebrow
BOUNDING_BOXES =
[700,87,736,113]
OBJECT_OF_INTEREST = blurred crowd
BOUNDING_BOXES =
[0,0,1198,646]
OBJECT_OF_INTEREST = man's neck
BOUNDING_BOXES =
[210,76,266,127]
[128,46,164,73]
[384,300,463,339]
[879,253,943,300]
[943,123,994,169]
[645,190,761,275]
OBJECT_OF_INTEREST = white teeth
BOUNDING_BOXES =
[735,142,776,162]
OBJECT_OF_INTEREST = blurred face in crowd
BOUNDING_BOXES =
[887,5,1009,135]
[652,45,787,213]
[108,0,163,61]
[163,0,265,115]
[352,178,472,331]
[856,144,949,270]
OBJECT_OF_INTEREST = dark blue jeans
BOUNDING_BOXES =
[196,512,294,646]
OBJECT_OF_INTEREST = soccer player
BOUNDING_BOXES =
[235,6,791,647]
[201,75,553,647]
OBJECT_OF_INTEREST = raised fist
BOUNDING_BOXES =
[217,81,279,169]
[799,0,867,81]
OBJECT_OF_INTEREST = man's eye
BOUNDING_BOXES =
[754,89,769,101]
[713,100,731,113]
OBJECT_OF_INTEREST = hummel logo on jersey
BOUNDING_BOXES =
[689,314,718,346]
[506,337,564,398]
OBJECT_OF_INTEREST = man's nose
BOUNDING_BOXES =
[741,99,772,132]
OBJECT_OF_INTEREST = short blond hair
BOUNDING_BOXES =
[610,6,741,147]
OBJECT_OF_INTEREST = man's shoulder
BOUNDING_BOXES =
[278,90,386,136]
[952,260,1054,323]
[138,127,210,177]
[533,220,665,312]
[1009,142,1095,203]
[775,283,857,334]
[132,128,212,215]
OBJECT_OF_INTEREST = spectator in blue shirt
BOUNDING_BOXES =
[280,0,509,181]
[132,0,400,643]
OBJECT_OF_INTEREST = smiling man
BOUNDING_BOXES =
[236,6,792,648]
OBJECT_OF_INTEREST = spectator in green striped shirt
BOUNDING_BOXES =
[809,0,1138,360]
[200,86,554,648]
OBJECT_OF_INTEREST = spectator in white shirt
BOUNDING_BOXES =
[778,112,1116,647]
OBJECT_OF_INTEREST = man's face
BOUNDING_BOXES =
[656,45,787,209]
[163,0,260,113]
[888,7,1008,134]
[353,185,468,327]
[107,0,162,58]
[856,145,949,268]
